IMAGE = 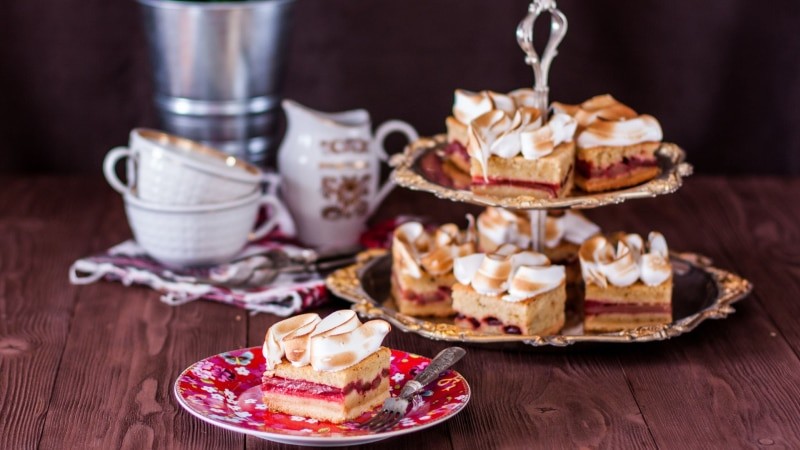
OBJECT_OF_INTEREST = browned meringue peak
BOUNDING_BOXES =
[263,313,321,370]
[545,211,602,249]
[477,207,531,250]
[448,89,542,145]
[454,249,562,299]
[420,246,455,276]
[576,115,663,148]
[467,107,544,178]
[263,310,391,373]
[552,94,638,128]
[471,254,513,295]
[393,221,475,279]
[519,113,577,160]
[579,232,672,288]
[451,88,537,125]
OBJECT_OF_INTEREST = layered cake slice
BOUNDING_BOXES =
[467,109,577,198]
[391,221,476,317]
[444,88,537,174]
[261,311,392,423]
[579,232,673,333]
[452,250,566,335]
[555,94,663,192]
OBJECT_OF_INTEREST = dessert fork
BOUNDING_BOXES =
[358,347,466,432]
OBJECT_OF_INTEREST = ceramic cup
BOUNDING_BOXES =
[104,128,263,205]
[278,100,418,250]
[123,189,283,267]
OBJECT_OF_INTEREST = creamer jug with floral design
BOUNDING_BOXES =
[278,100,418,250]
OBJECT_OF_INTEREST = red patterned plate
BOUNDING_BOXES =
[174,347,471,447]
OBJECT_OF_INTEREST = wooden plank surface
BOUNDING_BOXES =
[33,182,248,450]
[3,175,800,449]
[591,179,800,448]
[0,178,109,450]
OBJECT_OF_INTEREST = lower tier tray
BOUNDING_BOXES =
[326,250,752,348]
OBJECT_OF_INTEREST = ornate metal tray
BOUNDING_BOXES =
[326,250,752,348]
[390,135,694,210]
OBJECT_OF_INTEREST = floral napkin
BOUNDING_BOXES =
[69,237,328,317]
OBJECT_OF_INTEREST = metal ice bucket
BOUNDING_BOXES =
[138,0,295,164]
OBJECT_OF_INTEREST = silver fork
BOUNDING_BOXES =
[358,347,466,432]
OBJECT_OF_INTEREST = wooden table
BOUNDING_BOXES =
[2,175,800,449]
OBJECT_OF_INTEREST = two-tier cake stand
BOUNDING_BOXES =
[327,1,752,348]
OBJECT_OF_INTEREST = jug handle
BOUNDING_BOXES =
[371,120,419,215]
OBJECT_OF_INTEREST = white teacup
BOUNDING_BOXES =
[104,128,263,205]
[123,189,283,267]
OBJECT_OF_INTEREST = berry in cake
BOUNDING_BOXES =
[261,310,392,423]
[554,94,663,193]
[451,250,566,335]
[467,109,578,198]
[391,221,476,317]
[579,232,673,333]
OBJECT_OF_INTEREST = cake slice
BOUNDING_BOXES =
[391,221,475,317]
[452,250,566,335]
[579,232,673,332]
[444,89,537,174]
[261,311,392,423]
[467,109,577,199]
[554,94,663,192]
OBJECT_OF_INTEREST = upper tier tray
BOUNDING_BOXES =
[390,135,693,210]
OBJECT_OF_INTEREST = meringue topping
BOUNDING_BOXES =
[393,221,476,279]
[552,94,638,128]
[466,107,579,179]
[263,311,391,372]
[545,211,602,249]
[454,250,564,300]
[477,207,531,250]
[576,115,663,148]
[447,89,544,146]
[479,208,600,251]
[579,232,672,288]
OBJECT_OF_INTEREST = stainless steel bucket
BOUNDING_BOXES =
[138,0,295,165]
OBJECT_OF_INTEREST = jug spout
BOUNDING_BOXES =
[282,99,370,129]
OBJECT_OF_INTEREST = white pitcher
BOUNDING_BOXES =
[278,100,418,250]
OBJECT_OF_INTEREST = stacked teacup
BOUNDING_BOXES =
[104,129,285,267]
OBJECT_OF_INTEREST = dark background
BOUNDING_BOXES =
[2,0,799,174]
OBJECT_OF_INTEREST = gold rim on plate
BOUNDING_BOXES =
[326,250,753,348]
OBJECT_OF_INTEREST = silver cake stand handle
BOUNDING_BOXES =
[515,0,568,251]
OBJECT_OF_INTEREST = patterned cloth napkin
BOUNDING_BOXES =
[69,237,328,317]
[68,214,424,316]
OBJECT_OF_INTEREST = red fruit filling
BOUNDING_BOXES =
[584,300,671,315]
[261,369,390,402]
[471,177,562,197]
[394,275,452,304]
[444,141,470,161]
[455,314,522,335]
[576,156,658,179]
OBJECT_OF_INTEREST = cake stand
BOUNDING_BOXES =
[326,0,753,348]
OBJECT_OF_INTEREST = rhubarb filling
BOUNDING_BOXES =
[576,157,657,179]
[261,369,390,402]
[472,165,572,197]
[454,313,522,335]
[584,300,671,316]
[444,141,470,161]
[393,274,451,304]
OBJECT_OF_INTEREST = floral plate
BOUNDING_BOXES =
[174,347,471,447]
